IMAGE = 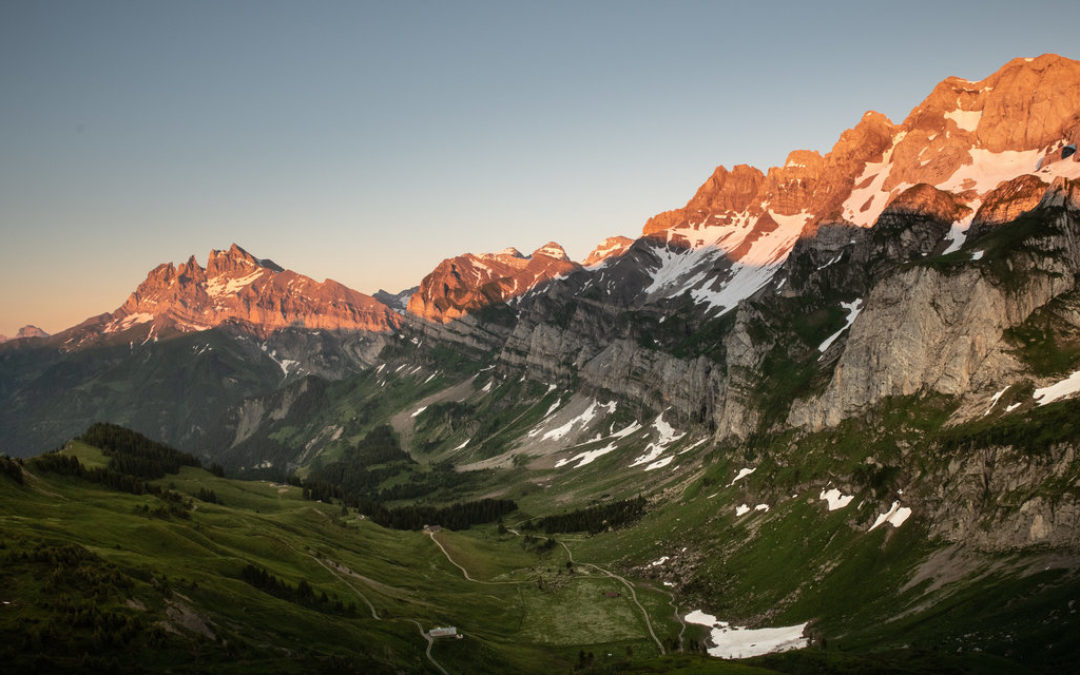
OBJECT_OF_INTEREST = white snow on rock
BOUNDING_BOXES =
[970,249,984,261]
[542,398,562,418]
[728,467,755,486]
[554,442,618,469]
[735,504,750,516]
[629,413,686,468]
[939,149,1042,195]
[685,610,810,659]
[648,556,670,568]
[984,386,1009,416]
[536,400,601,441]
[818,299,863,353]
[1034,370,1080,406]
[645,456,675,471]
[206,269,265,297]
[411,406,428,418]
[941,200,981,255]
[840,131,908,228]
[106,312,155,333]
[869,501,912,531]
[944,108,982,133]
[819,488,854,511]
[678,438,708,455]
[553,420,644,470]
[453,439,469,450]
[754,504,770,512]
[643,209,812,315]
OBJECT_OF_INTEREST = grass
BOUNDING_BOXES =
[8,384,1080,675]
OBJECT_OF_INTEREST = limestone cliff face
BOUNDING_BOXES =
[485,57,1080,444]
[789,178,1080,431]
[104,244,400,337]
[925,442,1080,550]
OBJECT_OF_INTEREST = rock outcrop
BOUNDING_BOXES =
[103,244,400,337]
[14,325,49,340]
[406,243,580,323]
[583,236,635,267]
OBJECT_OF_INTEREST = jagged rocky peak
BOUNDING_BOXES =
[532,241,570,261]
[96,244,399,339]
[205,243,283,277]
[494,247,526,259]
[373,287,418,314]
[14,325,49,340]
[642,164,765,235]
[406,242,581,324]
[583,236,634,267]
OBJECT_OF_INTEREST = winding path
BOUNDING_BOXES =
[408,619,449,675]
[558,540,665,655]
[426,530,524,585]
[276,534,451,674]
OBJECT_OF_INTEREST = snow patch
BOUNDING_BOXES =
[939,148,1042,196]
[818,299,863,353]
[728,467,755,486]
[648,556,670,568]
[554,442,618,469]
[107,312,154,333]
[735,504,750,516]
[206,269,265,297]
[819,488,854,511]
[685,611,810,659]
[944,108,981,133]
[1034,370,1080,406]
[411,406,428,418]
[869,501,912,531]
[985,386,1009,415]
[941,200,981,255]
[678,438,708,455]
[629,413,686,468]
[754,504,770,512]
[841,131,908,227]
[538,400,601,441]
[644,456,674,471]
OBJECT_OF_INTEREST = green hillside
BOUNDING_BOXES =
[3,422,1077,673]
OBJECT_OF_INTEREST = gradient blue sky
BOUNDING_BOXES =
[2,0,1079,336]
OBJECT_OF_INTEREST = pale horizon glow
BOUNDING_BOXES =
[2,1,1079,336]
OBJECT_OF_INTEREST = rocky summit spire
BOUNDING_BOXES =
[407,243,581,323]
[100,245,400,337]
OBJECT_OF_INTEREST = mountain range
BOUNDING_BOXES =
[4,53,1080,673]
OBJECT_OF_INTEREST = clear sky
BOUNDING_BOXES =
[2,0,1079,337]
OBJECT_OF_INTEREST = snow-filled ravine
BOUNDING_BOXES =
[684,610,810,658]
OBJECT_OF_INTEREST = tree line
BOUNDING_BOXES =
[79,422,202,479]
[524,496,647,534]
[31,451,194,518]
[239,564,356,616]
[366,497,518,531]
